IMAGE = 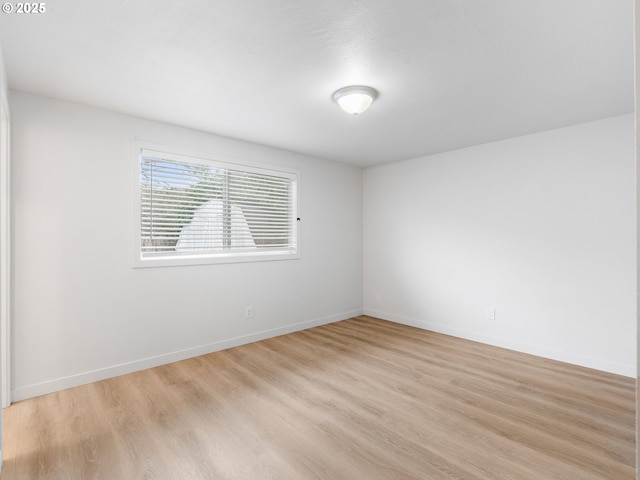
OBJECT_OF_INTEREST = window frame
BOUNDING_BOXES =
[131,141,300,268]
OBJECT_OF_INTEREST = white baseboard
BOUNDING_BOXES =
[12,309,363,402]
[364,309,636,378]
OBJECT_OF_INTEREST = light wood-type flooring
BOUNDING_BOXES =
[1,316,635,479]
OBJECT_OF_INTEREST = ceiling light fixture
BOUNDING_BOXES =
[332,85,378,115]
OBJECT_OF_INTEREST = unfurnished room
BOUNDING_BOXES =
[0,1,637,479]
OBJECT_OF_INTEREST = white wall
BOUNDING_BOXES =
[9,90,635,402]
[635,1,639,474]
[10,91,363,401]
[364,114,636,376]
[0,40,8,468]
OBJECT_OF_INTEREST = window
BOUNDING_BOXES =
[132,142,299,267]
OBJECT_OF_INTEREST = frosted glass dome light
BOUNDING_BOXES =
[332,86,378,115]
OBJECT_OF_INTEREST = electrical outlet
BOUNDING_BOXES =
[486,308,496,321]
[245,306,254,319]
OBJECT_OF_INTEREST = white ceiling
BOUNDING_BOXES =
[0,0,634,167]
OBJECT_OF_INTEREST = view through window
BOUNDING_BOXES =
[133,145,298,267]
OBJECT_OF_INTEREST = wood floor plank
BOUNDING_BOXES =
[1,316,635,479]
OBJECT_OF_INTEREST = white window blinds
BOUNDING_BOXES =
[134,146,298,267]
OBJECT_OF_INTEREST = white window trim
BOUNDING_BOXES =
[131,141,300,268]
